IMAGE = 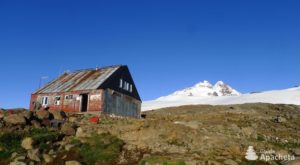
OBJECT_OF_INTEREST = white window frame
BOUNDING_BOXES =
[119,79,123,88]
[42,96,48,106]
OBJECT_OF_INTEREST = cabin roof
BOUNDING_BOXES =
[34,65,123,94]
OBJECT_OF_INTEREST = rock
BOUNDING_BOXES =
[284,159,300,165]
[61,123,76,136]
[48,149,55,155]
[275,116,287,123]
[68,117,77,123]
[0,120,4,128]
[275,150,289,157]
[207,160,221,165]
[76,127,87,138]
[4,114,26,125]
[241,127,257,139]
[11,152,18,159]
[31,120,41,128]
[292,149,300,156]
[43,154,53,163]
[35,110,50,120]
[0,113,4,119]
[27,149,40,162]
[21,137,34,150]
[223,159,238,165]
[9,162,26,165]
[185,160,198,165]
[230,124,241,133]
[65,160,82,165]
[21,111,32,120]
[49,110,65,120]
[65,144,75,151]
[14,156,25,162]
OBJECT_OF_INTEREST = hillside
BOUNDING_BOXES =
[0,103,300,164]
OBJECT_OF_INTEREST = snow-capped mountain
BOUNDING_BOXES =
[157,80,240,101]
[142,83,300,111]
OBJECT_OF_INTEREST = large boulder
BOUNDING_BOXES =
[35,110,50,120]
[21,111,32,120]
[21,137,34,150]
[49,110,66,120]
[4,114,26,125]
[42,154,53,163]
[61,123,76,136]
[27,149,40,162]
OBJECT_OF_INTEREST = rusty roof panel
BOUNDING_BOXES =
[34,65,121,94]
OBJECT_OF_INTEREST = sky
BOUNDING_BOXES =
[1,0,300,108]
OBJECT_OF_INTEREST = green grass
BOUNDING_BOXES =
[26,128,61,144]
[0,128,62,159]
[0,132,24,159]
[271,141,300,149]
[257,134,265,141]
[139,156,185,165]
[73,133,124,164]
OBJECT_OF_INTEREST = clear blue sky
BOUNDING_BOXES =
[1,0,300,108]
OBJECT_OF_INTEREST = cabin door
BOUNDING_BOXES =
[80,94,88,112]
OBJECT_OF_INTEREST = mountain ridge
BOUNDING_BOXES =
[143,82,300,111]
[157,80,240,101]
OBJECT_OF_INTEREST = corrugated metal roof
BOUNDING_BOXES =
[34,65,122,94]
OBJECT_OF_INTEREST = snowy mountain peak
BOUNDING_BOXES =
[195,80,213,88]
[157,80,241,101]
[214,81,225,86]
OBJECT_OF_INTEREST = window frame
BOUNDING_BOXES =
[54,96,61,105]
[41,96,48,106]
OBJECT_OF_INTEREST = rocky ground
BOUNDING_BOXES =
[0,103,300,165]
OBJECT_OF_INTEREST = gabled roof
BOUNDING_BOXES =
[34,65,122,94]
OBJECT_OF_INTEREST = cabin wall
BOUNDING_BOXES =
[103,89,141,118]
[99,66,141,101]
[29,89,104,112]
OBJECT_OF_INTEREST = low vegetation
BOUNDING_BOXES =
[0,128,61,159]
[71,133,124,164]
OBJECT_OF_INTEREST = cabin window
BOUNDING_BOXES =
[54,96,61,105]
[123,81,126,90]
[119,79,123,88]
[123,82,129,90]
[126,83,130,91]
[120,79,133,92]
[65,95,73,100]
[42,96,48,106]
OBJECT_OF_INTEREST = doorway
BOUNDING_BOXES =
[80,94,88,112]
